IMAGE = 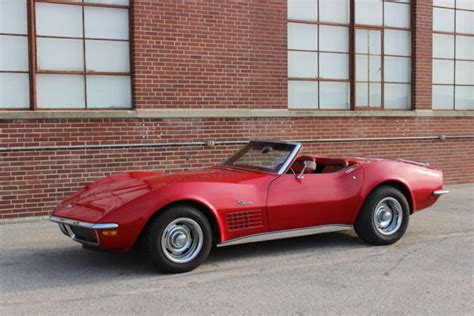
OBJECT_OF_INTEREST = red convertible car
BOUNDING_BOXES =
[51,140,448,273]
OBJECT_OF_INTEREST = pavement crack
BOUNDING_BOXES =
[383,246,420,276]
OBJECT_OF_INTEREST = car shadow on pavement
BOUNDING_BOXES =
[0,245,154,293]
[208,231,364,264]
[1,231,365,293]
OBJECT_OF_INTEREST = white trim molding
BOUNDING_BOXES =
[1,109,474,120]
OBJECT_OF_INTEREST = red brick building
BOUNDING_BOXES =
[0,0,473,219]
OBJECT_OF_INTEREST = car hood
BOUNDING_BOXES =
[53,167,269,221]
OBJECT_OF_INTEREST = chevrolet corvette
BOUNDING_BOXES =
[50,140,448,273]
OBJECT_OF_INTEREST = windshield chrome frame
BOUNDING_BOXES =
[223,140,302,175]
[276,142,302,175]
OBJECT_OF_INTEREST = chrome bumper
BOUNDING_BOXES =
[50,216,118,246]
[433,189,449,196]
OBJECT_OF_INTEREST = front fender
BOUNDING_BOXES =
[98,184,224,250]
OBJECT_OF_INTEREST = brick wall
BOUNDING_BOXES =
[132,0,287,109]
[0,0,473,219]
[412,0,433,110]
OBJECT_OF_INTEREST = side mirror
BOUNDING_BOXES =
[297,160,317,179]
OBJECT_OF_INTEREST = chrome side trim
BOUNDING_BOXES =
[277,142,302,175]
[49,216,118,229]
[433,189,449,196]
[217,224,352,247]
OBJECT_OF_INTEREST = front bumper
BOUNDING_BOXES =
[50,216,119,246]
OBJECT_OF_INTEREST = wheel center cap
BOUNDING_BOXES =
[381,210,392,223]
[172,232,187,248]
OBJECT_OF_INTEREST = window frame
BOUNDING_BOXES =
[0,0,134,111]
[432,1,474,110]
[287,0,413,111]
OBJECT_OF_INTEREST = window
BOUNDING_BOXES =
[0,0,132,110]
[0,0,30,108]
[288,0,412,110]
[288,0,350,110]
[355,1,411,109]
[432,1,474,110]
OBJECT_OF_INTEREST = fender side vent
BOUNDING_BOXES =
[227,210,264,231]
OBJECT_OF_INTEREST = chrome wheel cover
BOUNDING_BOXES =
[161,217,203,264]
[373,197,403,236]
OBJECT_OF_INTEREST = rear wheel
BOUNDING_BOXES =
[147,205,212,273]
[354,186,409,245]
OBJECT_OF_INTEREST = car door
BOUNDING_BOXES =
[266,165,364,231]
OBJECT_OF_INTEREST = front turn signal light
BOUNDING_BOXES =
[101,230,118,236]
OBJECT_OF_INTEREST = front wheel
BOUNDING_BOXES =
[354,186,410,245]
[146,205,212,273]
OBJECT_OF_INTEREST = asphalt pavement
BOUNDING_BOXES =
[1,184,473,314]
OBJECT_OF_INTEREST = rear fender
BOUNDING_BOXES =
[354,161,443,222]
[357,178,415,217]
[352,164,416,223]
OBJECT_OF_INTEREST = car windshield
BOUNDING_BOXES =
[222,141,298,173]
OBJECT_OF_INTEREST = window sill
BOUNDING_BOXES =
[0,109,473,120]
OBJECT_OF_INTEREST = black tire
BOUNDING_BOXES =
[354,185,410,245]
[146,205,212,273]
